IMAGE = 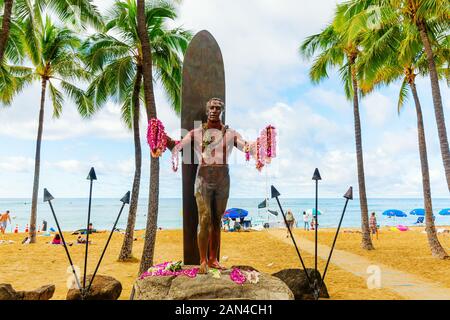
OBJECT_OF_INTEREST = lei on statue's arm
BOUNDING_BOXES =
[147,118,168,158]
[242,125,277,172]
[147,118,194,172]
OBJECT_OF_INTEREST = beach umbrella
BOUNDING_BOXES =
[410,208,425,216]
[306,208,323,216]
[439,208,450,216]
[410,209,435,218]
[382,209,407,217]
[224,208,248,219]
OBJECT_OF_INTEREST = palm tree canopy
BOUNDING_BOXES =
[348,0,449,111]
[82,0,191,127]
[0,15,92,116]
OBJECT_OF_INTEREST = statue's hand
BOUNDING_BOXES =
[166,136,177,151]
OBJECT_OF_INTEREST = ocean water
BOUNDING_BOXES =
[0,198,449,232]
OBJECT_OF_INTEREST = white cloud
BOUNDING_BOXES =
[0,157,34,173]
[363,92,396,127]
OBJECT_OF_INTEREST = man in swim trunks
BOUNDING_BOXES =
[171,98,256,273]
[0,211,11,234]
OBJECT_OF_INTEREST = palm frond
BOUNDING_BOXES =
[48,80,64,118]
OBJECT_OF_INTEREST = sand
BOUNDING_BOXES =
[0,226,449,300]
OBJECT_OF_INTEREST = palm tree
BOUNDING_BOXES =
[82,0,190,262]
[300,3,375,250]
[1,0,102,243]
[0,0,14,61]
[1,0,102,62]
[363,0,450,190]
[137,0,163,274]
[357,14,449,258]
[2,17,92,243]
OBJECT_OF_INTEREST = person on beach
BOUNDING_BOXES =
[51,233,62,244]
[370,212,378,240]
[0,211,11,234]
[311,216,317,231]
[77,235,91,244]
[285,209,295,237]
[302,211,310,231]
[222,217,230,231]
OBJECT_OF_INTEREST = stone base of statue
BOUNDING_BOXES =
[132,265,294,300]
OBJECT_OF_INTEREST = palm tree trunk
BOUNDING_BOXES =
[0,0,13,61]
[30,77,47,243]
[119,66,143,261]
[410,81,448,259]
[350,63,374,250]
[136,0,160,275]
[417,21,450,192]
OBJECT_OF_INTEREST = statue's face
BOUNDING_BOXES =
[206,100,223,122]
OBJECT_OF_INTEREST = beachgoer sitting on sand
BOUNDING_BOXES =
[50,233,73,246]
[51,233,62,244]
[77,235,91,244]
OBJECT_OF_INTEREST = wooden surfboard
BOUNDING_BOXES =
[181,30,225,265]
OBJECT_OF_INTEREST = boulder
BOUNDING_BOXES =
[272,268,330,300]
[19,285,55,300]
[133,265,294,300]
[66,275,122,300]
[0,283,55,300]
[0,284,20,300]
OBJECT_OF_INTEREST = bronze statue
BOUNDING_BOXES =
[169,98,256,273]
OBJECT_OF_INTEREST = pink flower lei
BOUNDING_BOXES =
[140,261,199,279]
[230,268,246,285]
[147,118,167,158]
[255,138,265,172]
[259,125,276,164]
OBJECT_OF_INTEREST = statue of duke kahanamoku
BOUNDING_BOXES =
[148,98,276,273]
[170,98,258,273]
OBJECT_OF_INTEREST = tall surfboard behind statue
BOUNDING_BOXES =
[181,30,225,264]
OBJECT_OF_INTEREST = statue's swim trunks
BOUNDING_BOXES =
[195,165,230,200]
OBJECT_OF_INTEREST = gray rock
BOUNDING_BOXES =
[66,274,122,300]
[272,268,330,300]
[133,266,294,300]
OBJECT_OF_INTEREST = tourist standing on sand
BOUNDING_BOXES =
[302,211,310,231]
[285,209,295,237]
[0,211,11,234]
[370,212,378,240]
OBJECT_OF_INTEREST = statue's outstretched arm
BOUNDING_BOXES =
[233,130,257,159]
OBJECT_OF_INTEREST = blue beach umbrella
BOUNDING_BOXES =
[224,208,249,219]
[382,209,407,217]
[410,208,425,216]
[439,208,450,216]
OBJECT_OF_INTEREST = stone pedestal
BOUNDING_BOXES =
[133,266,294,300]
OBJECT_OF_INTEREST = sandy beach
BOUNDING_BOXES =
[1,226,449,300]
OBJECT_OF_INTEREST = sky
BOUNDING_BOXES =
[0,0,449,199]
